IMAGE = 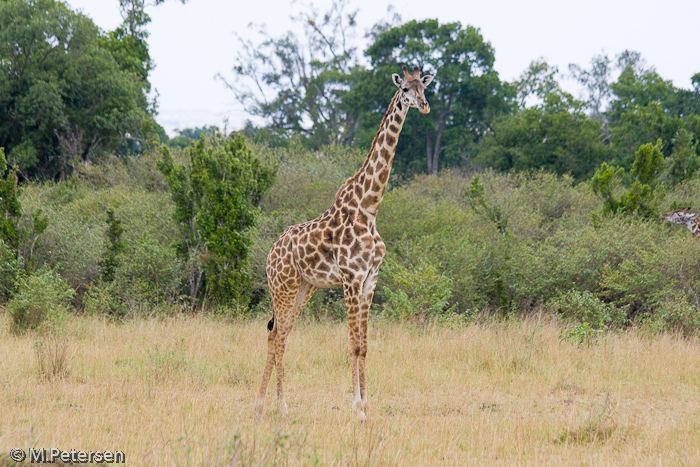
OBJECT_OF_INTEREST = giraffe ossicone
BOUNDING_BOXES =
[660,207,700,237]
[255,65,434,421]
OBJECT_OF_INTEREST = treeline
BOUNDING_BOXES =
[223,0,700,182]
[0,0,187,180]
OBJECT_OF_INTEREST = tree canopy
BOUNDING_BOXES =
[0,0,178,179]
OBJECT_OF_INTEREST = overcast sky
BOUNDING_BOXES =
[66,0,700,135]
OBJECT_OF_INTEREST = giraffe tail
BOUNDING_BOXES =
[267,316,274,331]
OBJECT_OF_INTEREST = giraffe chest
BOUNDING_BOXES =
[291,215,380,288]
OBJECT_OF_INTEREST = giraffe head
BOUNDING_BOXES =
[660,207,698,224]
[392,65,434,114]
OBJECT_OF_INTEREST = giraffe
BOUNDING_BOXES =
[255,65,434,421]
[660,207,700,237]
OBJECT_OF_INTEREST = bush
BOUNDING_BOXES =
[379,256,456,321]
[0,239,24,301]
[642,292,700,337]
[158,134,276,305]
[84,233,181,317]
[8,269,75,334]
[551,289,626,329]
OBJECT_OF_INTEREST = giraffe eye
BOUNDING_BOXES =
[402,87,408,93]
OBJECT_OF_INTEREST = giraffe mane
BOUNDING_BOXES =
[334,92,400,199]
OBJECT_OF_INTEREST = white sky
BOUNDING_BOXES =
[67,0,700,136]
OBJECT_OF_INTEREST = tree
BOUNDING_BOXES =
[354,19,513,175]
[157,134,275,305]
[0,0,155,178]
[568,52,613,120]
[218,0,360,148]
[516,58,562,108]
[0,0,185,179]
[591,140,666,218]
[476,60,610,180]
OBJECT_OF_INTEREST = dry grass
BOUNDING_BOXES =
[1,313,699,466]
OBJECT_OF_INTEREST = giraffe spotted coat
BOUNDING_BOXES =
[255,66,434,421]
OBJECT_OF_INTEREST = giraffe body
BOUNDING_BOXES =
[660,207,700,237]
[256,66,433,420]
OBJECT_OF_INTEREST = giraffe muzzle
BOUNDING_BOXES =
[419,104,430,114]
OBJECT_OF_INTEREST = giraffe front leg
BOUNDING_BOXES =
[358,242,384,412]
[344,279,366,421]
[275,330,289,415]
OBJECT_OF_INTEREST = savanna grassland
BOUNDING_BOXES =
[1,314,700,466]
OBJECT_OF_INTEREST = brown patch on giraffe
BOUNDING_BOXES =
[307,253,321,268]
[366,165,374,176]
[317,262,330,272]
[356,211,368,226]
[329,213,339,229]
[377,134,384,146]
[386,134,396,146]
[364,177,371,192]
[353,224,368,237]
[349,239,363,257]
[309,231,321,245]
[318,243,331,257]
[377,169,389,184]
[340,207,351,223]
[348,198,359,209]
[341,228,353,246]
[394,113,403,124]
[361,195,379,209]
[389,124,399,133]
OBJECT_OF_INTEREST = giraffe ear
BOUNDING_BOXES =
[392,73,402,88]
[421,75,434,87]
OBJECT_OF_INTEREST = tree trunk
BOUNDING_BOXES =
[426,94,449,175]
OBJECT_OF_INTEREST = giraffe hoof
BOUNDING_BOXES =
[254,400,264,419]
[353,400,366,421]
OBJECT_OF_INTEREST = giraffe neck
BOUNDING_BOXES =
[350,91,409,217]
[686,218,700,237]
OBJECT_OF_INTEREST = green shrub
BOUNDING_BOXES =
[551,289,626,329]
[643,292,700,337]
[84,233,181,317]
[8,269,75,334]
[0,239,24,301]
[380,256,456,321]
[158,134,276,305]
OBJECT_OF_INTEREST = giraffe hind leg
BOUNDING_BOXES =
[255,319,278,419]
[273,281,316,415]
